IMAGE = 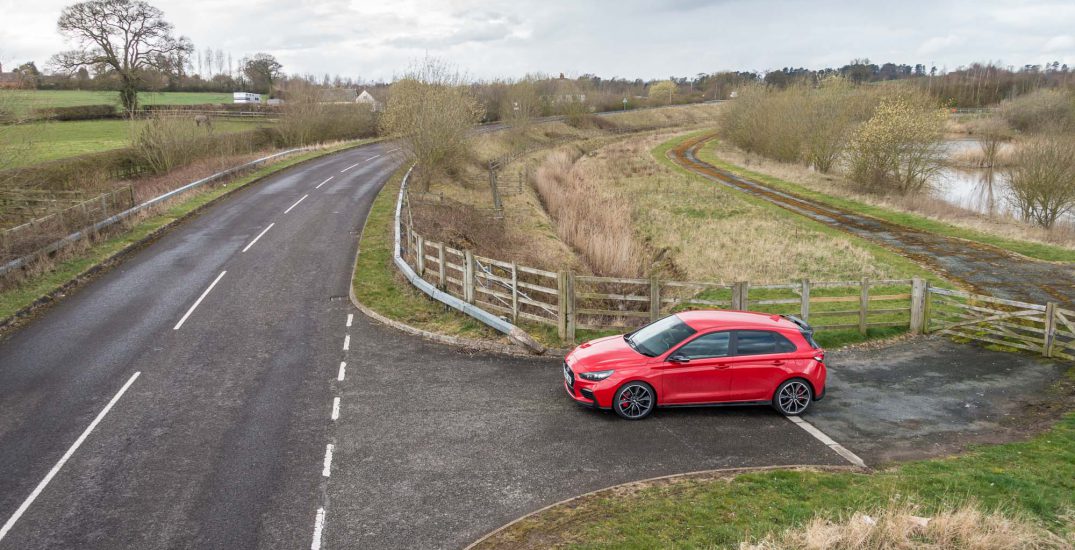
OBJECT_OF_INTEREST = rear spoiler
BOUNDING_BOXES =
[782,315,820,349]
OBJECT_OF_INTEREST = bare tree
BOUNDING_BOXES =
[1006,134,1075,228]
[379,57,484,191]
[51,0,191,113]
[966,117,1012,167]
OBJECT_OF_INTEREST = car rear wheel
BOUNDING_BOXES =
[613,382,655,420]
[773,379,812,416]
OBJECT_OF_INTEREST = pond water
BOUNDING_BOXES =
[934,139,1015,217]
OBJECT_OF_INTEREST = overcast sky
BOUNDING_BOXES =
[1,0,1073,81]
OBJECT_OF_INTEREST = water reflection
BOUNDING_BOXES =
[935,165,1009,217]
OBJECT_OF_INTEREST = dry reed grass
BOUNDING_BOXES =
[740,504,1072,550]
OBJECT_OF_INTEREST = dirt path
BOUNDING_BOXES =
[671,134,1075,306]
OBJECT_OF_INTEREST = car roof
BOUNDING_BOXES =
[674,310,800,332]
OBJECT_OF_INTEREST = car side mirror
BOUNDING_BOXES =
[668,353,690,363]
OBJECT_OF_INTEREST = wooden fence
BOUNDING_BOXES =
[1,185,135,261]
[400,217,1072,361]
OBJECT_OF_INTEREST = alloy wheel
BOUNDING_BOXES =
[777,380,811,415]
[616,383,654,419]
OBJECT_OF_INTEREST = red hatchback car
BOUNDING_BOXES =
[563,311,826,419]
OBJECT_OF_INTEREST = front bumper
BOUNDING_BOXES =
[563,363,606,408]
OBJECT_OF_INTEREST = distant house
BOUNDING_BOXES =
[0,63,23,89]
[355,89,382,111]
[233,92,262,104]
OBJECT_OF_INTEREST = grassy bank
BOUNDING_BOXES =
[3,90,235,117]
[0,141,370,324]
[694,136,1075,263]
[6,118,266,166]
[477,410,1075,549]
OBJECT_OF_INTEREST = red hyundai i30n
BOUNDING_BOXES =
[562,311,826,420]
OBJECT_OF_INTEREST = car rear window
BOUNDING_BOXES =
[734,330,797,355]
[627,315,696,357]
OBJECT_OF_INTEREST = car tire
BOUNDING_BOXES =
[613,382,656,420]
[773,378,812,416]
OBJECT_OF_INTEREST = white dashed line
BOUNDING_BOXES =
[322,444,334,477]
[0,372,141,543]
[310,507,326,550]
[173,271,226,330]
[331,397,340,421]
[342,335,350,351]
[284,194,308,214]
[314,176,334,189]
[346,314,353,327]
[241,223,274,253]
[786,416,867,468]
[337,362,346,381]
[365,154,381,161]
[340,162,361,173]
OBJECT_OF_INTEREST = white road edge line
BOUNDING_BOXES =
[173,271,227,330]
[284,194,308,214]
[0,371,141,543]
[786,416,867,468]
[340,162,361,173]
[345,314,353,327]
[365,154,381,161]
[310,507,326,550]
[241,223,274,253]
[331,397,340,421]
[342,335,350,351]
[322,444,334,477]
[314,176,334,189]
[337,362,346,381]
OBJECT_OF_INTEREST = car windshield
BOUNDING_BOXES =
[626,315,696,357]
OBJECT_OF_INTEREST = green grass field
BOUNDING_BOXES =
[2,90,235,117]
[6,118,266,167]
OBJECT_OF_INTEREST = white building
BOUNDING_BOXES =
[233,92,262,104]
[355,90,382,111]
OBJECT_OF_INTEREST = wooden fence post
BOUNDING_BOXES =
[859,277,869,335]
[566,272,576,344]
[731,281,749,310]
[650,277,661,322]
[1044,302,1057,358]
[511,262,519,323]
[437,243,446,289]
[557,271,568,340]
[416,236,425,277]
[922,281,932,333]
[909,277,926,334]
[800,279,811,321]
[463,250,475,304]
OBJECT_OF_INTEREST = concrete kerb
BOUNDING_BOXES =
[0,140,379,334]
[462,464,863,550]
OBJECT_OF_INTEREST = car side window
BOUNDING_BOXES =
[676,331,731,359]
[734,330,797,355]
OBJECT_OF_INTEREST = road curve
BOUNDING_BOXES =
[671,134,1075,306]
[0,141,842,549]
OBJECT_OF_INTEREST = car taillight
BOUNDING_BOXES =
[813,351,825,363]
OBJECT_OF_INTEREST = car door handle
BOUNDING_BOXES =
[713,364,729,369]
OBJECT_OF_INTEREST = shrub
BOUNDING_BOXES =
[965,116,1013,167]
[999,89,1075,133]
[845,95,947,194]
[34,104,119,121]
[273,83,377,147]
[1006,134,1075,228]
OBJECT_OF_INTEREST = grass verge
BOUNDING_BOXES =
[0,141,373,324]
[693,136,1075,263]
[476,409,1075,549]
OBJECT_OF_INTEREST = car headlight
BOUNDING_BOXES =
[579,370,614,381]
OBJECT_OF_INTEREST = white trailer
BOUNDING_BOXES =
[233,92,262,104]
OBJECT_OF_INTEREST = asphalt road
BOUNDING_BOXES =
[0,141,844,550]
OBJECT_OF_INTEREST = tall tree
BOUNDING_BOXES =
[242,53,283,95]
[51,0,191,112]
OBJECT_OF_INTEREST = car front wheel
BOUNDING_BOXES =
[773,379,812,416]
[613,382,656,420]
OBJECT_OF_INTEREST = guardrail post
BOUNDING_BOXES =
[437,243,446,289]
[463,250,475,304]
[416,236,425,277]
[1044,302,1057,357]
[557,271,568,340]
[910,277,926,334]
[650,276,661,322]
[800,279,811,322]
[566,272,577,344]
[511,262,519,323]
[859,277,869,335]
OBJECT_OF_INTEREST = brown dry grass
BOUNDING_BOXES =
[741,504,1072,550]
[535,132,901,282]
